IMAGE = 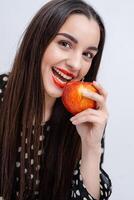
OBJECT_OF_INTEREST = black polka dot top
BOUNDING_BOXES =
[0,74,112,200]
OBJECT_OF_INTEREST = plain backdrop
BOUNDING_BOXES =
[0,0,134,199]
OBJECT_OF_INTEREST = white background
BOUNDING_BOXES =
[0,0,134,199]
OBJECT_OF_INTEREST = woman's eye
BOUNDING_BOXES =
[83,52,93,60]
[58,41,71,48]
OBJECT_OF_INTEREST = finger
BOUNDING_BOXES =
[70,108,99,121]
[70,108,108,124]
[70,110,103,122]
[71,115,100,125]
[71,112,108,125]
[82,89,104,105]
[93,81,108,99]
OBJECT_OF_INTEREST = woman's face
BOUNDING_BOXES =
[41,14,100,98]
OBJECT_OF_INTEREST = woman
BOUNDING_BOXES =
[0,0,112,199]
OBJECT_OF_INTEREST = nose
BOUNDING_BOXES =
[66,52,82,71]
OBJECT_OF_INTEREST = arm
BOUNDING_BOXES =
[71,137,112,200]
[70,81,112,199]
[80,142,101,199]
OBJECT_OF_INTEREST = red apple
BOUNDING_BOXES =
[62,81,98,115]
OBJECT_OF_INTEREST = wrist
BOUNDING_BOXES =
[81,139,102,156]
[80,143,101,200]
[81,144,102,166]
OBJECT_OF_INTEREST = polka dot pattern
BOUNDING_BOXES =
[0,74,9,104]
[0,74,112,199]
[71,161,112,200]
[13,124,47,199]
[0,74,48,199]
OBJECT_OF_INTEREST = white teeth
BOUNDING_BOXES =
[53,67,73,80]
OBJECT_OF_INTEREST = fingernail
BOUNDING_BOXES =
[93,81,99,85]
[72,121,77,125]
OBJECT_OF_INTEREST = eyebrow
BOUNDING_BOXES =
[56,32,98,52]
[57,33,78,43]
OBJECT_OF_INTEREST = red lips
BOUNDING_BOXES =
[56,67,76,78]
[52,66,76,89]
[52,75,66,88]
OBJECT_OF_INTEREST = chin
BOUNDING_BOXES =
[50,92,62,98]
[45,86,63,98]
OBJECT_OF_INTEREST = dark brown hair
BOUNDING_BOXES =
[0,0,105,199]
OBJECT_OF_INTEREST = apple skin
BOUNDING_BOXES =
[62,81,98,115]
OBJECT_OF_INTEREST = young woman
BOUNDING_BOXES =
[0,0,112,199]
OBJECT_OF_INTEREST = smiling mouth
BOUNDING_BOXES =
[52,66,75,88]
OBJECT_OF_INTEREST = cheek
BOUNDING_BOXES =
[82,63,92,77]
[76,64,91,81]
[42,45,65,66]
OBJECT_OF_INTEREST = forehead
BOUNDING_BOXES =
[58,14,100,47]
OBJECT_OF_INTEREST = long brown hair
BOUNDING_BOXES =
[0,0,105,199]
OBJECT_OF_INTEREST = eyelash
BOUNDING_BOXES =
[83,52,93,60]
[58,40,72,49]
[58,40,94,61]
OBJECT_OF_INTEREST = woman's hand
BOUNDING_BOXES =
[70,81,108,149]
